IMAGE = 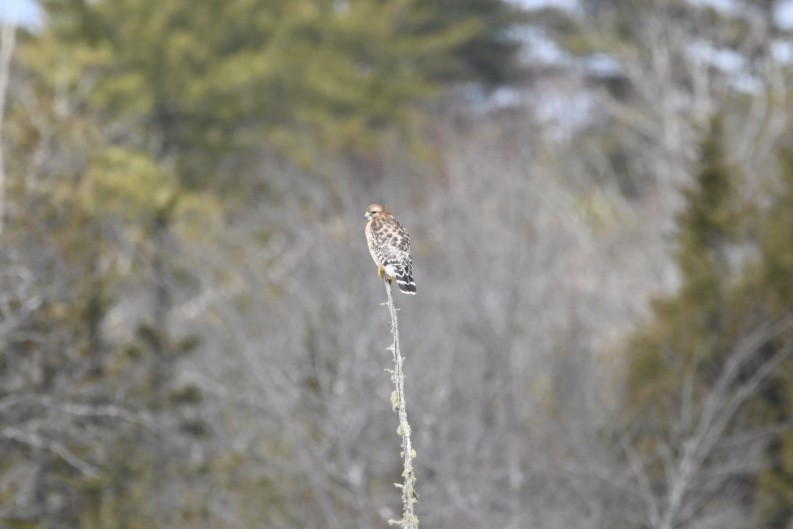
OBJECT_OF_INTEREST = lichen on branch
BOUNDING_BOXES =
[382,277,418,529]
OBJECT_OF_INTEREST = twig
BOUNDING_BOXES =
[2,427,100,478]
[382,277,418,529]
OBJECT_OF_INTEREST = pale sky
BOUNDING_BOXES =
[0,0,41,27]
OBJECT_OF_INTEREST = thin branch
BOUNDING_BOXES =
[1,427,100,478]
[382,277,418,529]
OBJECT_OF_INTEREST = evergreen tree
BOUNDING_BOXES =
[39,0,522,180]
[753,148,793,528]
[623,116,793,527]
[628,115,741,405]
[416,0,525,86]
[620,116,768,527]
[0,16,213,526]
[673,115,736,332]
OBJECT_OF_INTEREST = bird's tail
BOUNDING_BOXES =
[396,265,416,295]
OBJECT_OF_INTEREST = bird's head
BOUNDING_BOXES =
[364,203,387,221]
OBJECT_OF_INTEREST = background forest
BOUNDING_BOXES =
[2,0,793,528]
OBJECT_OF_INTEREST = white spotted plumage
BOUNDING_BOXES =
[364,203,416,294]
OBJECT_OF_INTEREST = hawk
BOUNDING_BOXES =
[364,203,416,294]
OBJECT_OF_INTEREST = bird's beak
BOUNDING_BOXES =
[363,212,369,219]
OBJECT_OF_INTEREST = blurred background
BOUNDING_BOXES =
[2,0,793,528]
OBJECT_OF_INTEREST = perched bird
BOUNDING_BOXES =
[364,203,416,294]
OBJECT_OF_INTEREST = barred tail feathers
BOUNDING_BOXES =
[396,265,416,295]
[383,262,416,294]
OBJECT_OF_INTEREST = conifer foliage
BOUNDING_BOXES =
[624,116,793,528]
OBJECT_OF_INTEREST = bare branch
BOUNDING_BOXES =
[1,427,100,478]
[382,277,418,529]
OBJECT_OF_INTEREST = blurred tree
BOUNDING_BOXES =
[2,1,526,526]
[40,0,523,179]
[531,0,789,214]
[629,116,742,400]
[17,0,793,527]
[753,148,793,528]
[670,116,738,333]
[622,117,793,528]
[0,19,215,527]
[0,18,15,233]
[415,0,524,86]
